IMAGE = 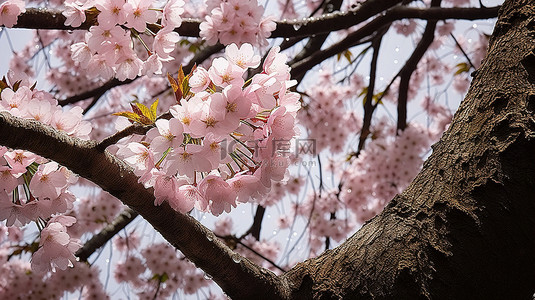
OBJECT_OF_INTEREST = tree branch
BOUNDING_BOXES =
[59,78,133,106]
[11,6,499,39]
[397,0,441,131]
[289,5,498,79]
[0,112,289,299]
[76,208,138,262]
[357,32,386,153]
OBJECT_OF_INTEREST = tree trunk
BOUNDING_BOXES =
[281,1,535,298]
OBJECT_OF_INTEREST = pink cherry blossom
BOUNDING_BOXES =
[177,184,204,212]
[437,21,454,36]
[208,57,245,88]
[227,173,264,203]
[152,28,180,61]
[221,84,251,125]
[198,175,237,216]
[219,23,246,46]
[95,0,128,29]
[4,150,37,175]
[170,95,204,133]
[0,193,38,227]
[265,106,296,140]
[168,184,196,213]
[263,46,290,81]
[188,66,211,93]
[86,25,126,52]
[50,106,91,138]
[0,0,25,28]
[29,162,68,200]
[162,0,185,28]
[86,54,115,79]
[199,0,274,46]
[116,142,155,176]
[0,86,31,117]
[31,221,81,273]
[123,0,158,33]
[70,42,93,68]
[26,98,53,124]
[115,54,144,81]
[256,154,290,188]
[394,19,418,36]
[164,144,211,178]
[153,174,178,206]
[199,16,219,45]
[188,93,229,138]
[251,74,281,109]
[199,133,223,170]
[63,0,91,28]
[258,15,276,46]
[0,166,18,192]
[148,118,184,155]
[225,43,261,69]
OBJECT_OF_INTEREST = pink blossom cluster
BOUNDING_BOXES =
[68,191,124,237]
[292,190,355,257]
[200,0,276,47]
[0,258,108,299]
[298,72,363,154]
[256,174,303,207]
[0,79,94,273]
[339,122,432,224]
[31,216,81,273]
[66,0,186,80]
[0,0,25,28]
[0,80,92,138]
[113,242,210,298]
[115,43,301,216]
[237,235,282,272]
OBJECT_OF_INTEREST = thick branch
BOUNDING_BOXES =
[12,6,499,39]
[13,8,201,34]
[0,112,289,299]
[76,208,138,262]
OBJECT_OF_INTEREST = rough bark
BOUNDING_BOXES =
[282,1,535,298]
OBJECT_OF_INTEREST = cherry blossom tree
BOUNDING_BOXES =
[0,0,533,299]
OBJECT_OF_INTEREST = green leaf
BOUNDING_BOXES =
[343,50,353,63]
[359,87,368,98]
[151,273,169,283]
[112,111,142,123]
[336,50,354,63]
[454,62,471,75]
[149,98,159,121]
[167,72,182,103]
[133,102,153,125]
